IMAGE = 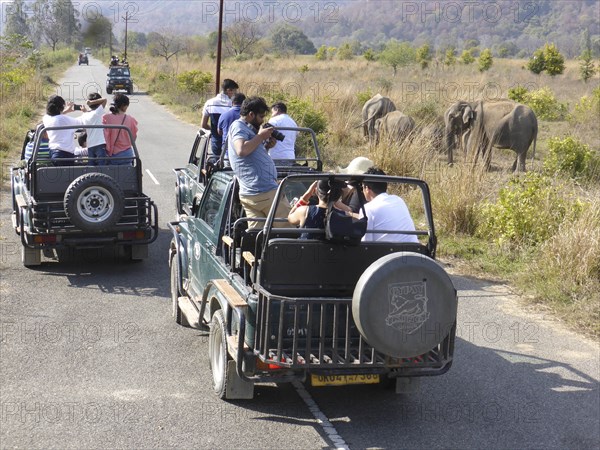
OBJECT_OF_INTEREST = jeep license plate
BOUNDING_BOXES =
[116,85,124,88]
[310,374,379,386]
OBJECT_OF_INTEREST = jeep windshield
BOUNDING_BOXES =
[110,68,130,77]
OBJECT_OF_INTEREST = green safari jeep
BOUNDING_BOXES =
[168,165,458,400]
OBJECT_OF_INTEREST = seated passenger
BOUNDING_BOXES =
[23,125,50,162]
[359,167,419,243]
[337,156,374,213]
[288,179,344,239]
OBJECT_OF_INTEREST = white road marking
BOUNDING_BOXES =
[292,380,349,450]
[145,169,160,185]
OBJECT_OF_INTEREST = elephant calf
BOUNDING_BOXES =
[374,111,416,145]
[358,94,397,144]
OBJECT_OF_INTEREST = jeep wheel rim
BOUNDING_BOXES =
[77,186,115,223]
[210,322,225,386]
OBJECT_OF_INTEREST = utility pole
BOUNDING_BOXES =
[122,11,131,61]
[216,0,224,94]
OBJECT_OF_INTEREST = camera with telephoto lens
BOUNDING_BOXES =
[263,123,285,141]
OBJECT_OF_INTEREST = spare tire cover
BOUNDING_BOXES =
[352,252,457,358]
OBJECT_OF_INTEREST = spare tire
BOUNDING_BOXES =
[352,252,457,359]
[64,173,125,232]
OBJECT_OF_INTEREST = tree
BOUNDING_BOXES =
[224,22,262,58]
[363,48,376,62]
[527,48,546,74]
[148,31,184,61]
[460,49,475,64]
[416,43,432,69]
[337,43,353,60]
[82,15,113,49]
[579,50,597,83]
[379,39,415,76]
[270,24,316,55]
[5,0,30,39]
[30,0,80,50]
[444,47,456,66]
[544,44,565,76]
[527,43,565,76]
[315,45,327,61]
[478,48,493,72]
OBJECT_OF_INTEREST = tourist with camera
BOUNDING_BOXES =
[268,102,297,162]
[227,96,290,229]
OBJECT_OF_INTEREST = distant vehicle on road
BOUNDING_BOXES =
[78,53,88,65]
[106,65,133,95]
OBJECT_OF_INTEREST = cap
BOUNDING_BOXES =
[337,157,374,174]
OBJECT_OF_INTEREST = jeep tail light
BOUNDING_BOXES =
[119,231,146,240]
[34,235,57,244]
[255,359,284,371]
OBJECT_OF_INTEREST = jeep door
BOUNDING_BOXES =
[188,174,230,294]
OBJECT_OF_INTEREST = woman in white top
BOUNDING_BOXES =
[42,95,87,166]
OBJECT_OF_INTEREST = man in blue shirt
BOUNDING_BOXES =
[227,97,290,229]
[217,92,246,156]
[201,78,239,157]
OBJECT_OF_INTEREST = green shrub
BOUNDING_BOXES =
[405,100,441,122]
[363,49,376,62]
[478,172,579,246]
[357,89,374,106]
[522,87,568,121]
[460,50,474,64]
[177,70,212,94]
[315,45,327,61]
[508,85,529,103]
[543,136,592,179]
[478,48,493,72]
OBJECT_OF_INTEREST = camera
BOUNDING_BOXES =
[263,123,285,142]
[73,104,82,111]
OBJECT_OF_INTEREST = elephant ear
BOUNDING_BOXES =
[462,105,474,125]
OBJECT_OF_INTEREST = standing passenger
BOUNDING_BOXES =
[201,79,239,158]
[218,92,246,155]
[227,96,290,229]
[81,93,108,165]
[268,102,298,161]
[102,94,138,165]
[42,95,87,166]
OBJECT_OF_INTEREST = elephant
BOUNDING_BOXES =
[373,111,416,145]
[444,100,537,172]
[357,94,396,144]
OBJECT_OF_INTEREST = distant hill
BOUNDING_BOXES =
[15,0,599,57]
[300,0,600,57]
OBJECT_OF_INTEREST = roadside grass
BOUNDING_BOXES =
[0,47,78,171]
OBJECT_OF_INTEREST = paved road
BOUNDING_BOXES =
[1,58,598,449]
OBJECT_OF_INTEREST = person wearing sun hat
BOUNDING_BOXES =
[337,156,374,174]
[337,156,375,213]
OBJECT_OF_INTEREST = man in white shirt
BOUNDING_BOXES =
[267,102,297,161]
[360,167,419,243]
[201,79,239,157]
[81,93,108,165]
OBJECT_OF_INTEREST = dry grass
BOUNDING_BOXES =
[519,198,600,336]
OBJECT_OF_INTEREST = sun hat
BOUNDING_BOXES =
[337,157,374,174]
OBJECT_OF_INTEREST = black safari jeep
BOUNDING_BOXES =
[106,65,133,95]
[174,127,323,218]
[169,137,457,400]
[10,124,158,266]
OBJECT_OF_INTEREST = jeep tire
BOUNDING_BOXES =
[64,173,124,232]
[352,252,457,359]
